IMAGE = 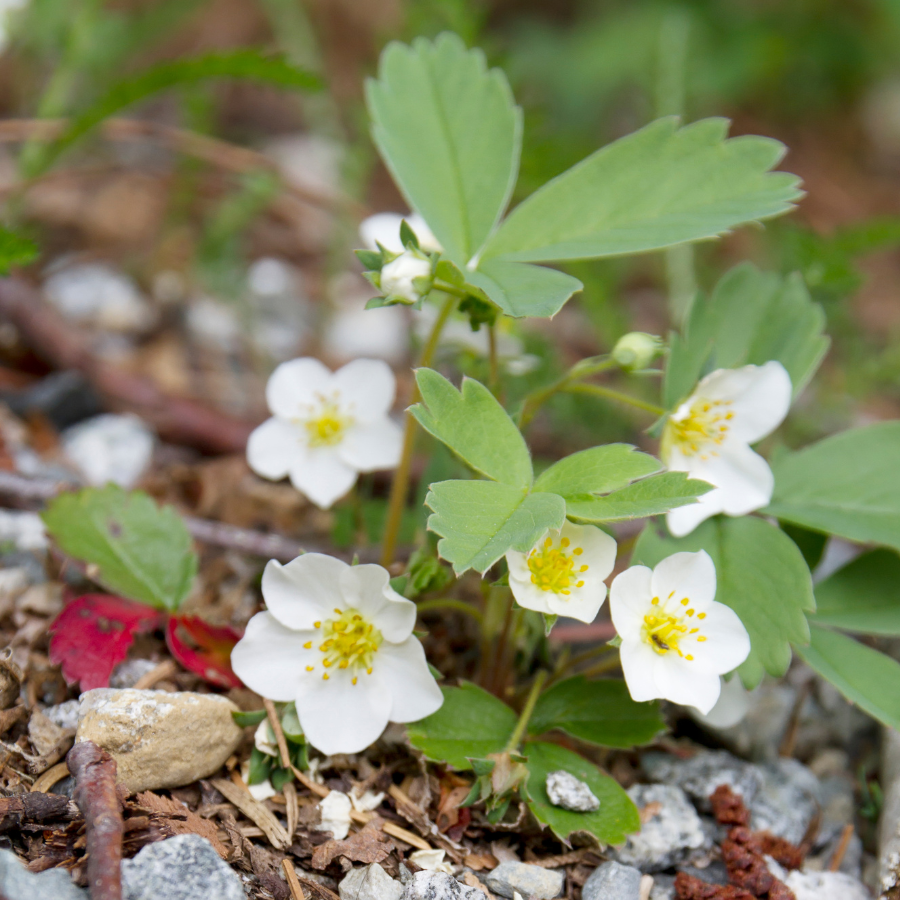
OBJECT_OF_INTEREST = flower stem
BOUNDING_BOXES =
[547,643,616,687]
[563,382,665,417]
[505,669,548,753]
[416,597,483,625]
[488,324,499,393]
[578,653,622,680]
[380,295,456,568]
[518,356,616,428]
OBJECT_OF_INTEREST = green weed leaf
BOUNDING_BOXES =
[42,485,198,612]
[367,33,522,266]
[533,444,660,497]
[634,516,814,688]
[483,117,801,264]
[813,550,900,635]
[766,422,900,551]
[466,259,582,319]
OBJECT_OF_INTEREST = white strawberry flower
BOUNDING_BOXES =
[231,553,443,756]
[247,358,403,509]
[379,249,433,304]
[506,520,617,623]
[661,362,792,537]
[359,211,442,254]
[609,550,750,714]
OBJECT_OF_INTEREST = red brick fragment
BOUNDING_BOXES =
[710,784,750,826]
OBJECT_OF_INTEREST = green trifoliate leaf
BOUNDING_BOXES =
[812,550,900,636]
[521,741,640,845]
[366,33,522,266]
[0,227,39,274]
[406,682,517,769]
[411,369,533,486]
[796,624,900,731]
[482,117,801,265]
[466,259,583,319]
[425,481,566,575]
[42,485,198,612]
[564,472,713,523]
[665,263,829,407]
[634,516,814,688]
[766,422,900,552]
[533,444,660,497]
[527,676,665,748]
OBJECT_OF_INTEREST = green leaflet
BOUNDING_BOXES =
[564,473,712,523]
[664,263,829,407]
[482,117,801,264]
[766,422,900,552]
[366,33,522,266]
[797,625,900,731]
[42,485,198,612]
[406,682,516,769]
[634,517,814,688]
[0,228,39,274]
[410,369,532,486]
[533,444,660,496]
[813,549,900,635]
[528,676,665,748]
[466,260,582,319]
[425,481,566,575]
[521,741,640,845]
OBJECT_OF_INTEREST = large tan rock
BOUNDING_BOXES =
[76,689,242,792]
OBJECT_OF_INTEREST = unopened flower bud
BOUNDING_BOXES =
[612,332,663,371]
[379,250,432,304]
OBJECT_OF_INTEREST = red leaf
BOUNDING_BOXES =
[165,616,243,688]
[49,594,163,691]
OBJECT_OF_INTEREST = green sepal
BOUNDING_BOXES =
[355,248,383,270]
[543,614,558,636]
[400,218,420,249]
[232,709,267,727]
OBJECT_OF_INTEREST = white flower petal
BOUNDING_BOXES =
[338,564,416,641]
[609,564,654,641]
[376,639,443,723]
[507,572,553,616]
[360,213,406,252]
[338,419,403,471]
[650,550,717,612]
[262,554,348,629]
[295,667,392,755]
[332,359,397,422]
[699,362,792,444]
[289,449,358,508]
[246,417,301,480]
[266,357,334,419]
[666,490,725,537]
[619,639,661,702]
[652,658,723,714]
[701,443,774,515]
[316,791,353,839]
[693,675,752,729]
[562,521,617,580]
[230,612,308,701]
[686,600,751,674]
[546,584,607,623]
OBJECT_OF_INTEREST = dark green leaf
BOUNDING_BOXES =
[231,709,267,728]
[813,550,900,635]
[248,746,273,786]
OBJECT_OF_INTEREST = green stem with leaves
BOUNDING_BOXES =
[563,382,665,417]
[504,669,548,753]
[518,356,617,427]
[380,294,456,568]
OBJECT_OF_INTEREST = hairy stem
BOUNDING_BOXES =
[518,356,616,427]
[505,669,548,753]
[564,382,665,417]
[416,597,483,624]
[380,295,456,567]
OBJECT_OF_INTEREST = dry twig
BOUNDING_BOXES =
[210,776,290,850]
[282,857,306,900]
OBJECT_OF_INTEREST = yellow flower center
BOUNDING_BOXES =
[662,397,734,460]
[300,395,354,447]
[641,594,707,660]
[526,536,589,596]
[304,608,382,684]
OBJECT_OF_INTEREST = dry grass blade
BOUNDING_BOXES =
[210,777,290,850]
[30,761,70,793]
[282,857,306,900]
[132,659,178,690]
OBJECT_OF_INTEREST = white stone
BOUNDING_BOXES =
[339,864,403,900]
[403,871,483,900]
[783,870,871,900]
[484,862,565,900]
[581,861,642,900]
[76,689,243,792]
[62,414,154,488]
[0,510,47,551]
[316,790,353,840]
[545,770,600,812]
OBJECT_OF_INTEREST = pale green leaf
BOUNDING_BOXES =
[41,485,197,612]
[664,263,829,407]
[426,481,566,575]
[796,625,900,731]
[528,676,665,748]
[533,444,660,497]
[521,741,640,845]
[766,422,900,551]
[367,33,522,265]
[482,117,801,264]
[466,260,582,319]
[411,369,532,486]
[634,517,814,688]
[813,549,900,635]
[406,682,516,769]
[565,472,712,523]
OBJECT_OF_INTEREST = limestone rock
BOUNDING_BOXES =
[340,864,403,900]
[581,861,642,900]
[545,770,600,812]
[484,861,564,899]
[782,870,871,900]
[76,689,242,792]
[404,871,484,900]
[0,849,87,900]
[122,835,244,900]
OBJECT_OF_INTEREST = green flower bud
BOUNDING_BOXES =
[612,332,664,371]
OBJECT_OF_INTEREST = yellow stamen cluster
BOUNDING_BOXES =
[641,593,707,660]
[663,397,735,460]
[305,607,382,684]
[526,536,589,596]
[299,393,354,447]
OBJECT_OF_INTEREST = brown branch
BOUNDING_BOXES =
[67,741,124,900]
[0,792,77,831]
[0,276,256,454]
